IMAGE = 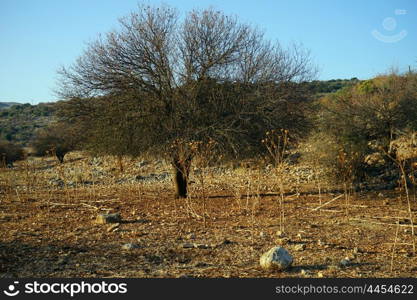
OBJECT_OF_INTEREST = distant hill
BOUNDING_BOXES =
[0,102,58,145]
[304,78,360,99]
[0,102,21,110]
[0,78,360,145]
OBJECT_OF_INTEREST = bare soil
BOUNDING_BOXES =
[1,155,416,278]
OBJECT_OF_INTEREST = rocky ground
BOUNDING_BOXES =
[0,153,416,278]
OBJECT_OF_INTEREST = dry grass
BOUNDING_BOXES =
[0,152,416,278]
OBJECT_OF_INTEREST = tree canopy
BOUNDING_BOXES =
[56,4,317,197]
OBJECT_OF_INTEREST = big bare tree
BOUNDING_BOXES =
[56,4,316,198]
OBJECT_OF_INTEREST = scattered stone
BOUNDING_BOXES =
[91,157,102,166]
[154,269,166,276]
[136,160,149,168]
[259,246,293,271]
[353,247,361,254]
[48,178,64,187]
[275,237,289,245]
[317,239,325,246]
[57,256,69,265]
[221,239,233,245]
[259,232,266,238]
[347,253,356,260]
[383,199,390,205]
[276,231,285,238]
[294,244,306,251]
[95,213,122,224]
[81,180,94,185]
[194,262,210,268]
[135,172,170,182]
[182,243,195,249]
[107,223,120,232]
[378,192,384,198]
[135,175,147,181]
[296,233,303,239]
[121,243,140,250]
[195,244,211,249]
[177,257,191,264]
[67,181,76,187]
[329,264,341,271]
[181,242,211,249]
[317,271,324,278]
[340,257,351,267]
[399,218,411,225]
[186,233,196,240]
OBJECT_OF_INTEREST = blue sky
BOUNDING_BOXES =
[0,0,416,104]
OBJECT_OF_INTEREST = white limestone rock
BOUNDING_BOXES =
[260,246,293,271]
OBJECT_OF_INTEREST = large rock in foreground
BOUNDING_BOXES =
[260,246,293,271]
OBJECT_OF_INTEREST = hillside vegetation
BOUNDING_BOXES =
[0,102,20,110]
[0,102,57,145]
[0,79,355,147]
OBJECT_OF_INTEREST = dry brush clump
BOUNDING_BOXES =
[0,141,25,167]
[31,123,81,163]
[306,71,417,188]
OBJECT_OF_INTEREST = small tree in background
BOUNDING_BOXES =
[0,141,25,167]
[31,123,80,163]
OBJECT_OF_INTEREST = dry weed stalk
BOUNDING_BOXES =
[262,129,290,232]
[337,150,358,217]
[233,183,243,212]
[24,158,40,193]
[314,163,322,206]
[382,145,416,254]
[233,160,263,240]
[249,164,262,242]
[190,138,220,227]
[390,214,401,274]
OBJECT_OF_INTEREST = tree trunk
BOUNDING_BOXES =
[56,153,65,163]
[117,155,124,173]
[172,154,192,198]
